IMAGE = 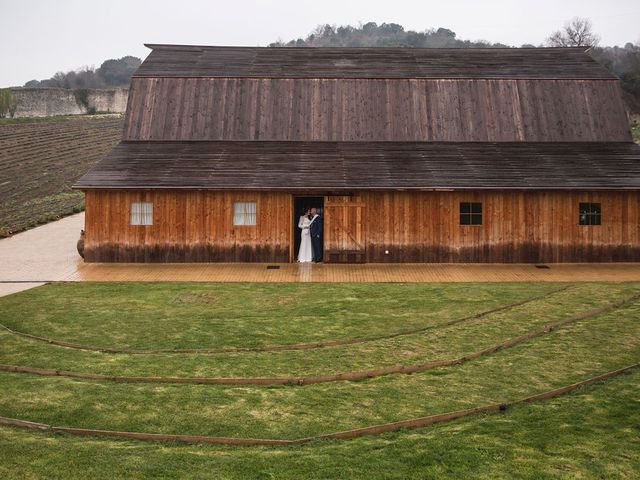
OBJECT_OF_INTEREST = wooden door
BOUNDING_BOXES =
[324,195,366,263]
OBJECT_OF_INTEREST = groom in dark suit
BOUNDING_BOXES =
[309,207,323,262]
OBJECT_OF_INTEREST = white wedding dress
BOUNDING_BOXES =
[297,215,313,262]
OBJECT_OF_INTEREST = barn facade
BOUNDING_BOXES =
[75,45,640,263]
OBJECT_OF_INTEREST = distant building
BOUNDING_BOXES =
[75,45,640,263]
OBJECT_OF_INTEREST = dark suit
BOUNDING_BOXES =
[309,215,323,262]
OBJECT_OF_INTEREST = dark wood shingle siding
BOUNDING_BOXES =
[122,78,631,142]
[74,141,640,190]
[135,45,615,79]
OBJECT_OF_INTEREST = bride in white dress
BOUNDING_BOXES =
[297,210,313,263]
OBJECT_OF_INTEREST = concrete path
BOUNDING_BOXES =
[0,282,45,297]
[0,213,84,297]
[1,212,640,297]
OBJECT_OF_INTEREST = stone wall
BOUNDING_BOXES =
[10,87,128,117]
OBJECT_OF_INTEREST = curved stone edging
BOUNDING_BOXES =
[1,363,637,446]
[0,286,571,355]
[1,290,637,386]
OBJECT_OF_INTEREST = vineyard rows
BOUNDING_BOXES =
[0,116,123,236]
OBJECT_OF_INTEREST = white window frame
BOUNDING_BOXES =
[233,201,257,226]
[130,202,153,226]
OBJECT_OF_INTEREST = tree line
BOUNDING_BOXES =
[271,20,640,113]
[270,23,513,48]
[23,56,141,89]
[21,20,639,113]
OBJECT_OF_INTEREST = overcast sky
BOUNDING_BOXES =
[1,0,639,86]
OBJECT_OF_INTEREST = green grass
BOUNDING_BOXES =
[0,369,637,479]
[0,113,122,125]
[0,282,561,349]
[0,282,635,377]
[1,298,638,438]
[10,191,85,231]
[0,281,638,478]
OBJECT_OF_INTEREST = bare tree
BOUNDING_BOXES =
[546,17,600,47]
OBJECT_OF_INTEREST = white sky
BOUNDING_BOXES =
[1,0,639,86]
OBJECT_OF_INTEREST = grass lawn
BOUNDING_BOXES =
[0,282,561,349]
[0,282,635,378]
[1,369,637,480]
[0,113,122,126]
[0,281,638,478]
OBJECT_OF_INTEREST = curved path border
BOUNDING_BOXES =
[0,286,571,354]
[1,291,637,386]
[1,363,637,446]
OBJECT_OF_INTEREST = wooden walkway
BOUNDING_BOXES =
[69,262,640,283]
[2,212,640,297]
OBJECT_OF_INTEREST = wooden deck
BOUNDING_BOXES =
[68,262,640,283]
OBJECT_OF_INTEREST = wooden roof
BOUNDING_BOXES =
[75,141,640,190]
[122,77,631,143]
[135,45,615,79]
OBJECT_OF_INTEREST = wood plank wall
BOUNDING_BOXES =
[122,78,631,142]
[361,191,640,263]
[324,195,367,263]
[84,190,640,263]
[83,190,291,262]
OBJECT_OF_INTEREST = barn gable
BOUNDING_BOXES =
[123,77,630,142]
[120,46,630,143]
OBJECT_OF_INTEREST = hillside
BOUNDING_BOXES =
[0,115,123,236]
[271,23,640,114]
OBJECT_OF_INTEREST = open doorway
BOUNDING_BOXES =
[292,196,324,262]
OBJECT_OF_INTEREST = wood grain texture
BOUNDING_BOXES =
[361,191,640,263]
[84,190,640,263]
[324,195,366,263]
[136,45,615,79]
[75,141,640,190]
[83,190,291,262]
[122,78,631,142]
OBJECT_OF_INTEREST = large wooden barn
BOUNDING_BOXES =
[75,45,640,263]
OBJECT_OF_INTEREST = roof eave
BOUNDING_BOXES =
[73,185,640,191]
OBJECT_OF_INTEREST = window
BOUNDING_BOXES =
[233,201,257,225]
[460,202,482,225]
[579,203,601,225]
[130,202,153,225]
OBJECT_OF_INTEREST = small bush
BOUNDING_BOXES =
[0,89,17,118]
[73,89,90,112]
